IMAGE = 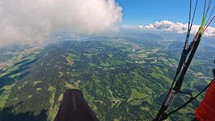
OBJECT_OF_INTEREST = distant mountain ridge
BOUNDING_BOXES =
[0,31,214,121]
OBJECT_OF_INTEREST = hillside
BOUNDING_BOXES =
[0,32,214,121]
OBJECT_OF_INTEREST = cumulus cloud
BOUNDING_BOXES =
[145,20,215,37]
[0,0,122,47]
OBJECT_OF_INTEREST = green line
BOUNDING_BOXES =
[200,15,206,34]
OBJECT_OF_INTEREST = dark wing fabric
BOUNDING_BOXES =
[54,89,99,121]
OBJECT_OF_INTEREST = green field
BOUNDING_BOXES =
[0,33,214,121]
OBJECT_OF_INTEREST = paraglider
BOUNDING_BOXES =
[194,73,215,121]
[154,0,215,120]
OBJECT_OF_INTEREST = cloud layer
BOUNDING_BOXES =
[145,20,215,37]
[0,0,122,47]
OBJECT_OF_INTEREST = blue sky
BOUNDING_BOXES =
[116,0,210,26]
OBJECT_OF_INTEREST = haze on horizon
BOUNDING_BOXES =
[0,0,215,48]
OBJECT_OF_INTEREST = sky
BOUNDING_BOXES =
[115,0,212,26]
[0,0,214,48]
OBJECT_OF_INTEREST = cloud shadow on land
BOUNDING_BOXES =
[0,106,47,121]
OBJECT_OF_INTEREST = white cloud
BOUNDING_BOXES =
[145,20,215,37]
[0,0,122,47]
